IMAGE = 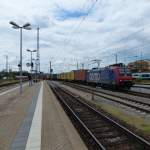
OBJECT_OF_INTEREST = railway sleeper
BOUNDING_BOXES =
[94,131,120,138]
[81,118,102,123]
[106,141,141,150]
[89,125,110,131]
[79,117,100,122]
[102,136,128,145]
[90,126,114,132]
[50,83,150,149]
[79,114,98,118]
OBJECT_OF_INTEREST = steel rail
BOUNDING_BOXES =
[50,82,105,150]
[122,89,150,99]
[49,82,150,149]
[133,85,150,90]
[63,82,150,114]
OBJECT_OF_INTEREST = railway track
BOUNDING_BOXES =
[133,85,150,90]
[49,82,150,150]
[62,82,150,114]
[123,89,150,98]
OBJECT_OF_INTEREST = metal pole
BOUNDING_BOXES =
[7,56,8,73]
[37,27,40,73]
[20,27,23,94]
[31,51,32,72]
[98,62,100,69]
[140,51,142,72]
[50,61,51,79]
[81,63,84,69]
[124,57,126,65]
[5,55,8,73]
[115,54,118,64]
[36,27,40,81]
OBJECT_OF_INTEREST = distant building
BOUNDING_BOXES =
[128,59,150,72]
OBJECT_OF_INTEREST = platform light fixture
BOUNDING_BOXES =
[9,21,31,94]
[26,49,37,72]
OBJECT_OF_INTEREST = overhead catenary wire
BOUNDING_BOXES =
[52,0,100,72]
[55,1,150,71]
[79,29,150,69]
[63,0,149,65]
[57,1,99,72]
[64,0,99,47]
[90,22,150,53]
[63,0,92,43]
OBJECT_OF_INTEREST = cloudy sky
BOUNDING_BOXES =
[0,0,150,73]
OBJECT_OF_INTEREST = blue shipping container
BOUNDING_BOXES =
[87,68,116,85]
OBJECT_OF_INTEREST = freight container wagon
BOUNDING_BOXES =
[86,69,101,85]
[74,69,87,82]
[68,71,75,81]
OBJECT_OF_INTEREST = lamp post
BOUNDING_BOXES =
[26,49,37,72]
[9,21,31,94]
[31,58,38,83]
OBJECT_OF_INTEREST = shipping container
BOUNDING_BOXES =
[74,69,87,82]
[87,69,101,83]
[67,71,75,81]
[87,68,116,85]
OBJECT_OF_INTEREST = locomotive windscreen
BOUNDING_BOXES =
[119,68,132,76]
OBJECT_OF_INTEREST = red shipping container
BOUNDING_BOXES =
[74,69,87,81]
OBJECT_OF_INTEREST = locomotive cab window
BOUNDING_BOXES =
[119,68,132,76]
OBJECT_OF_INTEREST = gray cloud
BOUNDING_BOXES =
[0,0,150,73]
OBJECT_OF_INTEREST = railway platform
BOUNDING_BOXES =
[0,81,87,150]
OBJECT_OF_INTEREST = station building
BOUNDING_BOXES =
[128,59,150,72]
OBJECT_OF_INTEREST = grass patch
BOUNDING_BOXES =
[0,79,19,87]
[96,103,150,135]
[134,79,150,85]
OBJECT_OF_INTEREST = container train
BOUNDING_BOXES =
[52,64,134,89]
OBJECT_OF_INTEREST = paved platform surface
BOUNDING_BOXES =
[42,82,87,150]
[0,81,87,150]
[0,82,40,150]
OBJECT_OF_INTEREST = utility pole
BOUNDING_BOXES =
[50,61,52,79]
[115,54,118,64]
[9,64,11,72]
[37,27,40,74]
[81,63,84,69]
[5,55,8,73]
[140,51,143,72]
[77,62,79,70]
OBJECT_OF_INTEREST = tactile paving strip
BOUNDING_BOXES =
[10,86,40,150]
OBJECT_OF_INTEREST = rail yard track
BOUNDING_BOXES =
[133,85,150,90]
[123,89,150,98]
[49,81,150,150]
[62,82,150,114]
